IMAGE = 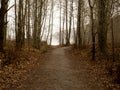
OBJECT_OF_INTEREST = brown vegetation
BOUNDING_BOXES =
[67,46,120,90]
[0,41,49,89]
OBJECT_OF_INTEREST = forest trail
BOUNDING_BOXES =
[17,47,106,90]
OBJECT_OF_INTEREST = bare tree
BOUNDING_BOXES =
[27,0,31,48]
[62,6,65,46]
[33,0,38,48]
[65,0,69,45]
[0,0,7,52]
[88,0,96,60]
[68,0,73,45]
[76,0,82,48]
[59,0,62,46]
[16,0,23,49]
[97,0,108,56]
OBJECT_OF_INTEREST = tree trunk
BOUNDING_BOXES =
[68,0,73,45]
[97,0,108,56]
[111,18,115,61]
[33,0,38,48]
[59,0,62,46]
[88,0,96,60]
[27,0,31,48]
[16,0,23,50]
[36,0,43,49]
[62,10,65,46]
[65,0,69,46]
[4,0,8,45]
[76,0,82,48]
[0,0,6,52]
[15,0,17,49]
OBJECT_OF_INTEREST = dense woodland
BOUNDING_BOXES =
[0,0,120,89]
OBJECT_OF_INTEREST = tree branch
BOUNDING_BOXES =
[6,4,14,14]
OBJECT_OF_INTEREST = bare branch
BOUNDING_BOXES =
[6,4,14,13]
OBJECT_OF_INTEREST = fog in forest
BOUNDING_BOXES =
[0,0,120,89]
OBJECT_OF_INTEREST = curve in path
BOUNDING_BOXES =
[17,47,106,90]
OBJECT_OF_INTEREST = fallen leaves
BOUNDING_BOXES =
[66,47,120,90]
[0,48,42,89]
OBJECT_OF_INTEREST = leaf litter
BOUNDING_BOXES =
[0,48,43,89]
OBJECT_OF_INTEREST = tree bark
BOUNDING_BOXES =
[0,0,7,52]
[16,0,23,50]
[33,0,38,48]
[59,0,62,46]
[76,0,82,48]
[65,0,69,46]
[97,0,108,56]
[68,0,73,45]
[88,0,96,60]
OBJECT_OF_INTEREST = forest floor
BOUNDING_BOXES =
[14,47,106,90]
[0,46,120,90]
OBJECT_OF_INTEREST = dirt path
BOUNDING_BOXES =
[16,47,106,90]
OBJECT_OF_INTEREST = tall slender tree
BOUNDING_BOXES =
[33,0,38,48]
[16,0,23,50]
[65,0,69,45]
[88,0,96,60]
[97,0,108,55]
[59,0,62,46]
[27,0,31,48]
[76,0,82,48]
[0,0,7,52]
[68,0,73,45]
